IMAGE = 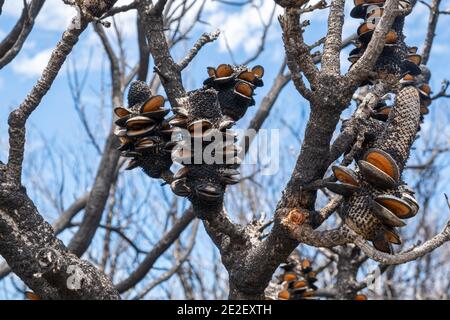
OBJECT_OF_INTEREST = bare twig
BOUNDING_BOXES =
[421,0,442,64]
[352,220,450,265]
[115,208,196,293]
[132,220,199,299]
[346,0,400,85]
[178,30,221,70]
[242,3,277,65]
[431,79,450,100]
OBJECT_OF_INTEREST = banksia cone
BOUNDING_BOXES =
[114,81,174,179]
[168,64,264,210]
[328,0,423,254]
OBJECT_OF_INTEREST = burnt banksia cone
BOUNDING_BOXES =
[114,81,174,179]
[117,64,264,218]
[327,0,426,254]
[203,64,264,122]
[276,257,318,300]
[168,64,264,214]
[170,89,241,207]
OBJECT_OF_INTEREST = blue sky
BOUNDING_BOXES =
[0,0,449,299]
[1,0,449,148]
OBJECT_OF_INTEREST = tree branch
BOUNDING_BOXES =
[136,13,150,81]
[66,22,122,257]
[6,18,89,185]
[0,192,89,281]
[321,0,345,74]
[115,208,196,293]
[178,29,220,71]
[136,0,185,106]
[346,0,400,85]
[352,220,450,265]
[0,188,119,299]
[279,6,321,91]
[422,0,442,65]
[132,219,199,300]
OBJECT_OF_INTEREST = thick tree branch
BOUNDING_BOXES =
[279,7,320,91]
[0,187,119,299]
[321,0,345,74]
[346,0,400,85]
[0,192,88,280]
[225,28,359,300]
[136,0,185,106]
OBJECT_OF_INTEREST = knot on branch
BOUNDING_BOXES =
[287,208,308,226]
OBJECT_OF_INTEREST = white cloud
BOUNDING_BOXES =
[2,0,75,31]
[35,1,77,31]
[12,48,53,78]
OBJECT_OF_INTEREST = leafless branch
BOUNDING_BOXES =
[321,0,345,74]
[421,0,442,64]
[178,30,221,71]
[132,220,199,299]
[352,220,450,265]
[0,0,45,69]
[346,0,400,85]
[241,3,277,65]
[115,208,196,293]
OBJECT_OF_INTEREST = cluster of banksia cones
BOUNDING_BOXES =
[350,0,433,118]
[115,65,264,205]
[324,0,432,253]
[277,258,318,300]
[168,64,264,204]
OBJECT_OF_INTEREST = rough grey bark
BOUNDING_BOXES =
[136,0,185,106]
[0,1,121,299]
[0,192,89,280]
[0,171,119,299]
[1,0,448,300]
